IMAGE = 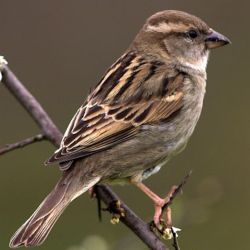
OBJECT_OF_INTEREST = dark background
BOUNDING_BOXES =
[0,1,249,250]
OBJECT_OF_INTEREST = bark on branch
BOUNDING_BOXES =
[1,65,169,250]
[2,67,62,146]
[0,134,45,155]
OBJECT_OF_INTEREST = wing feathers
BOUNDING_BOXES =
[90,52,137,103]
[46,51,186,166]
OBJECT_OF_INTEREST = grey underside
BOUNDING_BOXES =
[60,76,205,184]
[83,77,205,184]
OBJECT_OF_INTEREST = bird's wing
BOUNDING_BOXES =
[45,51,186,166]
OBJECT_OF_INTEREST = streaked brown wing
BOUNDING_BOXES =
[45,51,185,166]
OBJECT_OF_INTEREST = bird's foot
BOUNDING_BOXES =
[102,200,125,224]
[152,185,178,226]
[150,219,181,240]
[149,185,181,240]
[131,181,179,226]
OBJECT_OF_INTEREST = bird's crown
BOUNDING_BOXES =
[144,10,210,34]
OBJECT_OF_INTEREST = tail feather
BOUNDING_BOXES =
[9,171,100,248]
[23,202,66,247]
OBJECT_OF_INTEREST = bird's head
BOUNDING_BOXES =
[132,10,230,73]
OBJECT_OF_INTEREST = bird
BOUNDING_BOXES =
[9,10,230,248]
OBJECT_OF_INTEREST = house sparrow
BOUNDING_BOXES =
[9,10,230,248]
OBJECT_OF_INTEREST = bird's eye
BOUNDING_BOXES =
[187,29,198,39]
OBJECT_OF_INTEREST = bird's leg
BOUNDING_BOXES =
[88,186,96,198]
[132,181,178,227]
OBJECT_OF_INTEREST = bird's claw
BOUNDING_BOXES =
[150,220,181,240]
[154,219,172,240]
[102,200,125,224]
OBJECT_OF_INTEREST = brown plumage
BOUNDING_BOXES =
[46,51,185,167]
[10,10,230,248]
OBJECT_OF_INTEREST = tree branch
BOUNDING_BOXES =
[1,65,169,250]
[0,134,45,155]
[171,228,180,250]
[2,66,62,146]
[96,185,168,250]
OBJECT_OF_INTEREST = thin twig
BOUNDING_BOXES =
[97,195,103,222]
[171,227,180,250]
[162,170,192,212]
[163,171,192,250]
[1,65,169,250]
[2,66,62,146]
[0,134,45,155]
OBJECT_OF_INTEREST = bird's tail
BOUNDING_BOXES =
[9,164,100,248]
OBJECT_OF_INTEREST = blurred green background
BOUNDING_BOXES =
[0,1,249,250]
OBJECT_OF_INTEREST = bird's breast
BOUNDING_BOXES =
[143,76,206,159]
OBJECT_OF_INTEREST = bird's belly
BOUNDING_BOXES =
[99,119,195,183]
[98,97,204,183]
[94,78,205,184]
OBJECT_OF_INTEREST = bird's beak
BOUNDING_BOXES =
[205,30,231,49]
